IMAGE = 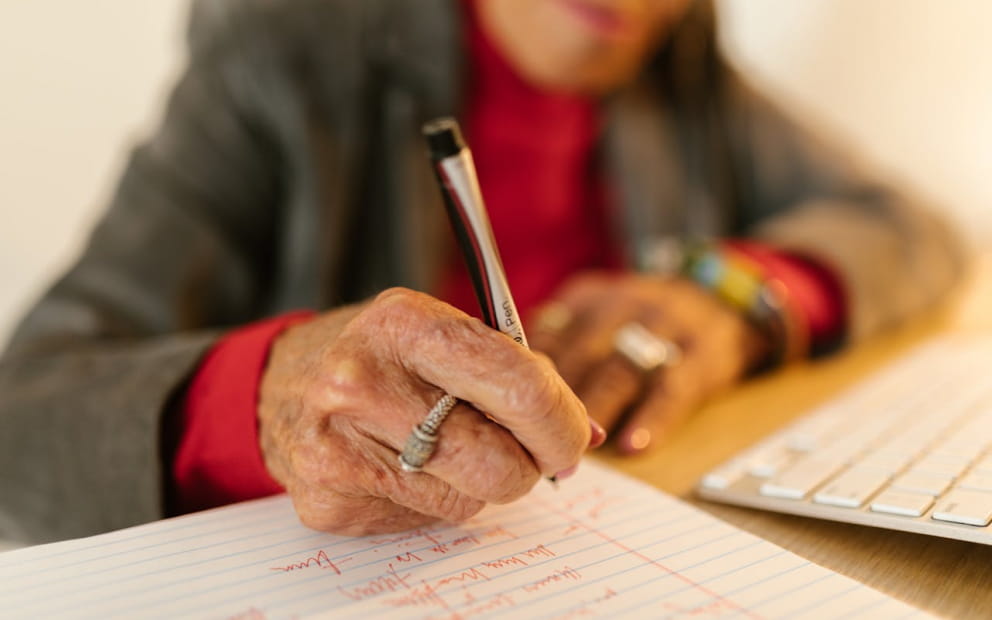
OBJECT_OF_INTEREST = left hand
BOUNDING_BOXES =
[528,272,772,454]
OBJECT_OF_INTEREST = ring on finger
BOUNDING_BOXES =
[399,393,458,472]
[533,302,574,334]
[613,322,682,375]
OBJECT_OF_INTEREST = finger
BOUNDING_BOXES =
[401,401,543,504]
[552,301,632,388]
[527,303,577,360]
[526,273,617,361]
[614,365,699,455]
[367,288,590,476]
[318,373,544,505]
[287,421,492,531]
[574,354,644,433]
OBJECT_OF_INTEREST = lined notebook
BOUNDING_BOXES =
[0,461,926,619]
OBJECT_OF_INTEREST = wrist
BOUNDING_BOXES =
[172,311,315,514]
[650,239,810,371]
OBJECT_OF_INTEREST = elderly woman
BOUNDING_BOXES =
[0,0,962,542]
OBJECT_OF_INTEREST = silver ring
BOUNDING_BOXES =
[399,393,458,472]
[613,322,682,374]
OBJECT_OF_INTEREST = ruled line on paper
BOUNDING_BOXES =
[0,460,929,619]
[529,493,757,619]
[0,494,289,571]
[103,503,682,619]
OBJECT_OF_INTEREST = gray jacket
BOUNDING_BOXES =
[0,0,964,542]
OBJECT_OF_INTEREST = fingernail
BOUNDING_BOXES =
[588,419,607,449]
[555,464,579,481]
[622,427,652,454]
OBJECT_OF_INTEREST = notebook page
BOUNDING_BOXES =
[0,461,926,619]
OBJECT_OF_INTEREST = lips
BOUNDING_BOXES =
[555,0,632,38]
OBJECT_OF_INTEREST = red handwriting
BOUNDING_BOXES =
[587,496,624,520]
[523,543,556,559]
[224,607,266,620]
[370,528,444,548]
[562,488,605,512]
[481,555,528,570]
[269,550,341,576]
[478,543,554,572]
[338,563,411,601]
[395,551,423,563]
[382,580,450,611]
[522,565,582,592]
[479,525,517,541]
[550,587,618,620]
[434,567,490,589]
[662,597,742,617]
[451,534,480,547]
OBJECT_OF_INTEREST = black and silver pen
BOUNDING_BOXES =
[423,117,561,485]
[423,117,528,347]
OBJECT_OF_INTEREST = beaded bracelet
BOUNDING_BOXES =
[678,241,809,370]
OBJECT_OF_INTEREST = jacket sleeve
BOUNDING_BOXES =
[720,75,969,343]
[0,1,284,543]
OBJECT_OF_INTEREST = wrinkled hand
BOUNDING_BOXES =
[529,273,771,454]
[258,288,594,536]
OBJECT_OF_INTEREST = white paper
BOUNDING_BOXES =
[0,461,926,619]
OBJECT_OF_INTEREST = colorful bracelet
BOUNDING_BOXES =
[678,241,809,370]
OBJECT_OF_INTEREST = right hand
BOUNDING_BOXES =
[258,288,598,536]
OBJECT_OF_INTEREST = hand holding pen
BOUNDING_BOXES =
[252,118,599,536]
[398,118,606,482]
[399,118,531,473]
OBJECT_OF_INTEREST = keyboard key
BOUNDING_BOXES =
[875,436,930,458]
[700,462,746,490]
[813,467,890,508]
[697,337,992,545]
[910,457,968,479]
[857,452,911,474]
[747,449,794,478]
[890,471,952,496]
[760,458,841,500]
[870,489,934,517]
[972,456,992,475]
[932,490,992,526]
[931,438,986,462]
[956,472,992,493]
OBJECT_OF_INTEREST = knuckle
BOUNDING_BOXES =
[305,368,360,411]
[375,286,420,305]
[371,287,433,326]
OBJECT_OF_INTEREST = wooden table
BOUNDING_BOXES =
[597,259,992,619]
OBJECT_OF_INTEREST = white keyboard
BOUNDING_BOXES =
[698,335,992,544]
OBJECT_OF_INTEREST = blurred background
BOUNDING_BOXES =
[1,0,990,345]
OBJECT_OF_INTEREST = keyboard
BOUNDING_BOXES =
[697,335,992,544]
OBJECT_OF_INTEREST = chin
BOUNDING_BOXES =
[531,49,643,95]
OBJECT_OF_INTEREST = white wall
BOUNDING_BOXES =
[0,1,186,342]
[1,1,990,345]
[718,0,992,244]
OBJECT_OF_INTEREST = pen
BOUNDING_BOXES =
[422,117,527,347]
[423,117,559,485]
